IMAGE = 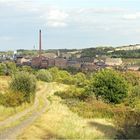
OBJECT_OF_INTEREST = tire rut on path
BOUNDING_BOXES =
[0,84,50,140]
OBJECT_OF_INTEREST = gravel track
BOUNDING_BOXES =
[0,83,50,140]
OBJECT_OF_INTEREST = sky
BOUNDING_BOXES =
[0,0,140,51]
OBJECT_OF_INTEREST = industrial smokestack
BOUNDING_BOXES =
[39,29,42,57]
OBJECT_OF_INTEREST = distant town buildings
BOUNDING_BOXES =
[1,30,140,72]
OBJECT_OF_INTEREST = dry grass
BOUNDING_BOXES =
[18,83,117,140]
[0,76,10,93]
[0,77,44,122]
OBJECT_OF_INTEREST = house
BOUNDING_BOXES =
[105,58,122,66]
[31,57,42,68]
[31,56,49,68]
[41,56,49,68]
[48,58,55,67]
[55,58,67,69]
[67,60,81,69]
[81,62,97,71]
[77,57,95,63]
[61,53,72,59]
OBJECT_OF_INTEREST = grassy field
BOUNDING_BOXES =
[123,58,140,66]
[18,83,117,139]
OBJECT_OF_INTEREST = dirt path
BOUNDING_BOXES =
[0,83,51,140]
[18,83,117,140]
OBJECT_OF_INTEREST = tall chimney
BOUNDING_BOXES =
[39,29,42,57]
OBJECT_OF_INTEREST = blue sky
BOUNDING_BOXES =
[0,0,140,51]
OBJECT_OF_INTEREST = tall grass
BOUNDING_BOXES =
[18,83,116,139]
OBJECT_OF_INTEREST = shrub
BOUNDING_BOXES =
[48,67,60,81]
[115,110,140,139]
[122,71,140,86]
[64,97,127,119]
[126,85,140,109]
[10,72,37,103]
[55,86,85,99]
[0,63,6,75]
[19,66,35,74]
[58,70,74,84]
[36,69,52,82]
[5,62,17,75]
[91,69,129,104]
[74,72,88,87]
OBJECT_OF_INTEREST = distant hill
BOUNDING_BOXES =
[115,44,140,51]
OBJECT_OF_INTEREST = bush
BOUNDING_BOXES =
[10,72,37,103]
[122,71,140,86]
[19,66,35,74]
[48,67,60,81]
[55,86,85,99]
[36,69,52,82]
[0,63,6,75]
[5,62,17,75]
[64,97,127,119]
[58,70,74,84]
[115,110,140,139]
[126,85,140,109]
[74,72,88,87]
[91,69,129,104]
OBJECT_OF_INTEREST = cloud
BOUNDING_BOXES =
[40,7,69,28]
[0,1,69,28]
[122,12,140,20]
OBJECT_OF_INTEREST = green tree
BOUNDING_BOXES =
[0,63,6,75]
[58,70,74,84]
[48,67,61,81]
[1,91,24,108]
[10,72,37,103]
[74,72,88,87]
[92,69,128,104]
[5,62,17,75]
[36,69,52,82]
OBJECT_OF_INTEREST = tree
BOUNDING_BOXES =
[0,63,6,75]
[58,70,74,84]
[5,62,17,75]
[1,91,24,108]
[10,72,37,103]
[48,67,60,81]
[19,66,34,74]
[74,72,88,87]
[36,69,52,82]
[92,69,128,104]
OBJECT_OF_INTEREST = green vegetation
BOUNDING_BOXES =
[92,69,128,104]
[0,62,139,139]
[54,69,140,139]
[115,111,140,139]
[10,72,37,103]
[18,83,117,139]
[36,69,52,82]
[81,47,140,58]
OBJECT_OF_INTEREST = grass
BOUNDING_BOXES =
[0,76,30,121]
[18,83,117,139]
[122,58,140,66]
[0,76,44,122]
[0,81,48,132]
[0,76,10,93]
